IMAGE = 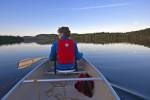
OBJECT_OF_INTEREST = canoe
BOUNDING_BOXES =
[2,58,120,100]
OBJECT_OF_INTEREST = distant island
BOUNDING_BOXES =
[0,36,23,45]
[0,28,150,47]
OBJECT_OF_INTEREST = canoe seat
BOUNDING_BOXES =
[56,69,75,73]
[54,65,78,74]
[45,71,87,76]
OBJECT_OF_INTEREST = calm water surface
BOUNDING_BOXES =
[0,43,150,100]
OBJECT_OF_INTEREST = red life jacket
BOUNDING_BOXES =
[57,38,75,64]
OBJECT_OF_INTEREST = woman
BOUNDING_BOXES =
[49,26,83,71]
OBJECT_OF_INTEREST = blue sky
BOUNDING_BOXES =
[0,0,150,36]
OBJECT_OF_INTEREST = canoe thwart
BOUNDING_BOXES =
[23,77,103,83]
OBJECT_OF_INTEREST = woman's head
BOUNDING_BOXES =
[57,26,71,38]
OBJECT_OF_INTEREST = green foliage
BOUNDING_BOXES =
[71,28,150,47]
[1,28,150,47]
[0,36,24,45]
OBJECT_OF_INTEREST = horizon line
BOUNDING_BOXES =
[0,27,149,37]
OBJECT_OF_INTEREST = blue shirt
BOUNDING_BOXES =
[49,37,83,70]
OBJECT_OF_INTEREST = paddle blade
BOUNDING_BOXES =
[18,57,45,69]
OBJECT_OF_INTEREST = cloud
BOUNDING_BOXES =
[49,3,130,11]
[72,3,130,10]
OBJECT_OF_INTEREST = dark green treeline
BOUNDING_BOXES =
[0,28,150,47]
[72,28,150,47]
[0,36,23,45]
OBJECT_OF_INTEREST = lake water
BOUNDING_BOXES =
[0,43,150,100]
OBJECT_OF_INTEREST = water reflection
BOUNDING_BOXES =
[0,43,150,99]
[80,43,150,99]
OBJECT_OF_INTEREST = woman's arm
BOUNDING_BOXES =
[49,41,57,61]
[75,42,83,60]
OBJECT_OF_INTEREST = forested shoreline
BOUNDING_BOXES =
[23,28,150,47]
[0,36,23,45]
[0,28,150,47]
[72,28,150,47]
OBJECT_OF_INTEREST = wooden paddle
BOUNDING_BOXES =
[17,57,48,69]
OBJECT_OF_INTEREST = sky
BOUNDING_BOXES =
[0,0,150,36]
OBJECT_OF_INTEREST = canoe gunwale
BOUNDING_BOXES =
[2,58,120,100]
[2,59,48,100]
[83,58,120,100]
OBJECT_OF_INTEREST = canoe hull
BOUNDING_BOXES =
[2,58,120,100]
